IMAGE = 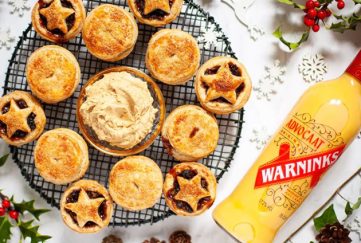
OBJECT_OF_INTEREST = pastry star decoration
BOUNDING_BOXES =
[201,62,245,104]
[39,0,75,34]
[174,175,210,212]
[0,99,33,138]
[64,189,105,228]
[143,0,171,15]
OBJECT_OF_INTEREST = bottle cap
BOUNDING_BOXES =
[346,50,361,81]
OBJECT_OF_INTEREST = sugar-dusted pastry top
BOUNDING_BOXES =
[108,156,163,210]
[80,71,158,149]
[128,0,184,27]
[163,162,217,216]
[26,45,80,104]
[146,29,200,85]
[0,91,46,146]
[162,105,219,161]
[34,128,89,185]
[82,4,138,61]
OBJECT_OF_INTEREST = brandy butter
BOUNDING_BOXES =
[213,50,361,242]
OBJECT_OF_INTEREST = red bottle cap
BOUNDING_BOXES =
[346,50,361,81]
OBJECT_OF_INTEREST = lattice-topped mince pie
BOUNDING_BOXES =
[162,105,219,161]
[60,180,113,233]
[146,29,200,85]
[26,45,81,104]
[128,0,184,27]
[82,4,138,62]
[31,0,86,43]
[34,128,89,185]
[195,56,252,114]
[0,91,46,146]
[163,162,217,216]
[109,156,163,210]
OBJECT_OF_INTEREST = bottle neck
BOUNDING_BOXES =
[346,50,361,82]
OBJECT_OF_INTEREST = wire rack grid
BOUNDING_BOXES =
[4,0,244,226]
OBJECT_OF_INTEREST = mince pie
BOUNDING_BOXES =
[60,180,113,233]
[146,29,200,85]
[128,0,184,27]
[0,91,46,146]
[82,4,138,62]
[34,128,89,185]
[109,156,163,210]
[31,0,86,43]
[162,105,219,161]
[163,162,217,216]
[195,56,252,114]
[26,45,81,104]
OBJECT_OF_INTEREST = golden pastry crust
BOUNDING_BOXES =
[163,162,217,216]
[146,29,200,85]
[128,0,184,27]
[82,4,138,62]
[161,105,219,161]
[26,45,81,104]
[60,180,113,233]
[108,156,163,210]
[195,56,252,114]
[34,128,89,185]
[0,91,46,146]
[31,0,86,43]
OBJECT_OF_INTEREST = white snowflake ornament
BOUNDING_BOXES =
[347,216,361,241]
[0,29,15,50]
[9,0,30,17]
[298,53,328,83]
[253,78,277,101]
[197,25,222,50]
[247,25,265,41]
[265,60,287,84]
[249,127,271,150]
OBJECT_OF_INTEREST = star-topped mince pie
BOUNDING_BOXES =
[0,91,46,146]
[31,0,86,43]
[128,0,184,27]
[195,56,252,114]
[163,162,217,216]
[60,180,113,233]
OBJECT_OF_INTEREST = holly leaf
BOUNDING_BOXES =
[0,217,13,243]
[273,27,310,50]
[277,0,305,9]
[11,199,50,221]
[329,14,361,33]
[18,220,51,243]
[345,197,361,216]
[354,0,361,4]
[313,204,339,231]
[0,154,9,167]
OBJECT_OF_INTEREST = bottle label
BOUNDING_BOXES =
[346,50,361,81]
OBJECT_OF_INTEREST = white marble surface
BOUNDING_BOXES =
[0,0,360,242]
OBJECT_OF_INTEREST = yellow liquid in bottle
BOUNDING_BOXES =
[213,73,361,243]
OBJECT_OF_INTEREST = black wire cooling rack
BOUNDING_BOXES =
[4,0,244,226]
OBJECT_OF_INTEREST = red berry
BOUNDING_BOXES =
[317,10,327,19]
[9,210,19,220]
[2,200,10,209]
[312,24,320,32]
[314,1,320,7]
[306,0,315,9]
[326,9,332,17]
[307,8,317,18]
[0,207,5,216]
[337,1,345,9]
[304,16,315,27]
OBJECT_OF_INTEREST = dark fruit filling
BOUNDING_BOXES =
[161,137,173,156]
[27,113,36,131]
[84,221,97,228]
[65,209,78,224]
[204,65,220,75]
[1,102,10,114]
[197,196,212,210]
[135,0,175,20]
[66,190,80,203]
[228,63,241,76]
[98,200,106,220]
[235,82,245,96]
[201,178,208,190]
[16,99,28,109]
[39,0,76,36]
[175,200,193,213]
[86,191,103,199]
[178,169,197,180]
[212,97,231,104]
[0,121,6,135]
[11,130,27,140]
